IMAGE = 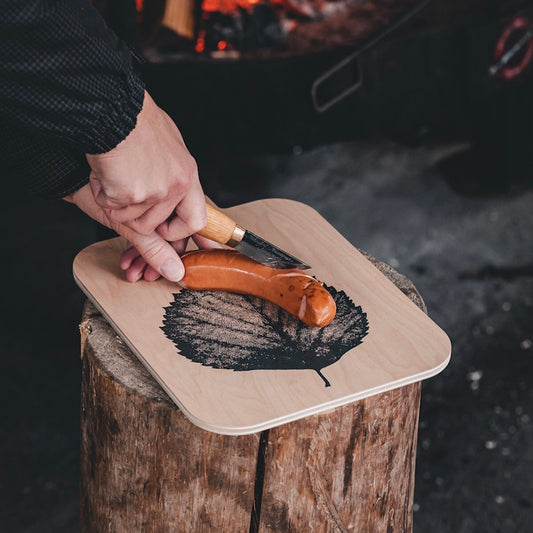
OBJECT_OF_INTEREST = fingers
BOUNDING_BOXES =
[119,245,142,271]
[143,265,161,282]
[120,239,191,282]
[123,255,149,282]
[73,182,213,286]
[118,235,185,282]
[106,203,153,226]
[69,184,187,283]
[119,234,221,283]
[156,179,207,241]
[130,232,186,282]
[170,238,189,256]
[191,234,224,250]
[90,164,206,238]
[106,199,176,235]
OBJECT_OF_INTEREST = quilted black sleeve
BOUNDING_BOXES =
[2,118,91,199]
[0,0,145,155]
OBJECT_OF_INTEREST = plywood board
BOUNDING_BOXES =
[73,198,451,435]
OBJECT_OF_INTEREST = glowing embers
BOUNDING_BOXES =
[196,0,287,54]
[202,0,263,12]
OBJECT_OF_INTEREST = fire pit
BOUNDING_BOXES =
[97,0,424,154]
[94,0,533,162]
[135,0,423,60]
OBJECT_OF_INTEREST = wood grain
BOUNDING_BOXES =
[73,198,450,435]
[198,204,241,245]
[80,303,258,532]
[258,384,420,532]
[79,252,423,532]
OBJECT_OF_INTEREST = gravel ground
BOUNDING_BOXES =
[1,136,532,532]
[214,138,533,533]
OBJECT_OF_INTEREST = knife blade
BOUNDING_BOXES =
[197,204,311,270]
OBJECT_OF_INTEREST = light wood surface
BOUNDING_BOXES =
[73,198,451,435]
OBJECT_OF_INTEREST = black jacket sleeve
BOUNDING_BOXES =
[1,118,91,199]
[0,0,145,155]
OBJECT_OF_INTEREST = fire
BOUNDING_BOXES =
[195,30,206,53]
[202,0,263,13]
[196,0,290,54]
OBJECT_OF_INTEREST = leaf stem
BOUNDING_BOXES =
[315,368,331,387]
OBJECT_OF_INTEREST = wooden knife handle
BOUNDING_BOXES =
[198,204,245,246]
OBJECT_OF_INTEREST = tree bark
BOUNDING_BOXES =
[80,254,425,532]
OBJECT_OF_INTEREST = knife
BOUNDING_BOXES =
[197,204,311,270]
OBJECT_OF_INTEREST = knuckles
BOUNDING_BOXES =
[156,224,174,240]
[132,220,155,236]
[156,211,207,241]
[187,211,208,235]
[140,240,168,263]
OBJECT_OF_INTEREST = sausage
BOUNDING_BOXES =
[179,249,336,328]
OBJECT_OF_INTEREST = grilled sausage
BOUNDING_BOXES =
[179,249,336,327]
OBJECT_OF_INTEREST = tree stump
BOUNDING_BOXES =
[80,254,426,533]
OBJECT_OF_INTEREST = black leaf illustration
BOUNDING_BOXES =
[161,284,368,387]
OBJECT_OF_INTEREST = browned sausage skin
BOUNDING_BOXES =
[179,249,336,328]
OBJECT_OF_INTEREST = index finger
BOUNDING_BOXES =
[157,179,207,242]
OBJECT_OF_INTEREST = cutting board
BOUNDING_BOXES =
[73,198,451,435]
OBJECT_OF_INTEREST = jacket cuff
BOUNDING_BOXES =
[25,155,90,199]
[82,73,146,155]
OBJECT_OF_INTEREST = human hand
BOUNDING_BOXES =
[85,90,206,240]
[119,234,220,282]
[65,184,192,282]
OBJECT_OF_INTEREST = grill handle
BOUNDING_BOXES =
[311,0,434,113]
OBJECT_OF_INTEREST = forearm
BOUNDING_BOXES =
[0,0,206,244]
[0,0,144,154]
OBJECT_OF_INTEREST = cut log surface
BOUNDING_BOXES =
[80,253,425,533]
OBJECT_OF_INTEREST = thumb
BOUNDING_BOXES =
[126,231,185,282]
[67,184,185,282]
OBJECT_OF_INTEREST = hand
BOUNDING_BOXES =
[119,234,220,282]
[65,184,191,282]
[85,90,206,240]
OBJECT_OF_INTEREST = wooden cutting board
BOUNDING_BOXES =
[73,198,450,435]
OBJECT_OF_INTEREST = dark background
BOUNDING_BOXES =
[1,1,533,531]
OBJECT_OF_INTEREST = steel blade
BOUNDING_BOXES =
[234,230,311,270]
